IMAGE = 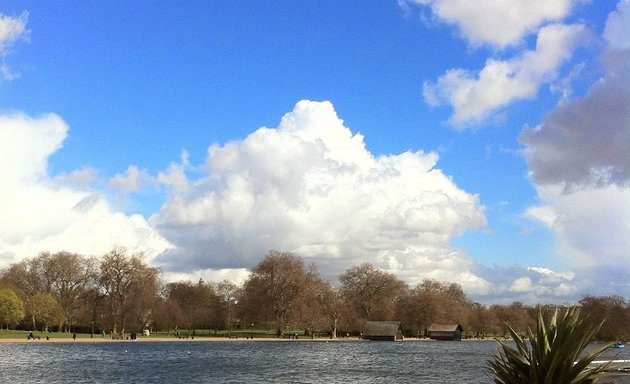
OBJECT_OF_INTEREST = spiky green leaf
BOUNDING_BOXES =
[487,307,624,384]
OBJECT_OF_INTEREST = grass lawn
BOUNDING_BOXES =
[0,329,96,339]
[0,328,331,340]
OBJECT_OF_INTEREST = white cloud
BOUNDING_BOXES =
[157,162,190,195]
[526,184,630,277]
[0,105,592,302]
[527,266,574,283]
[466,263,579,303]
[163,268,250,286]
[149,101,593,302]
[520,55,630,188]
[509,272,578,299]
[0,12,28,51]
[406,1,592,127]
[400,0,574,49]
[1,64,19,80]
[150,100,595,302]
[424,23,587,126]
[519,2,630,299]
[54,167,99,188]
[520,267,577,297]
[108,165,153,194]
[510,277,533,292]
[604,0,630,50]
[0,113,172,268]
[0,112,66,183]
[152,100,487,282]
[370,246,497,295]
[0,11,29,80]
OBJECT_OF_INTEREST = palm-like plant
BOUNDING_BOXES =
[488,306,616,384]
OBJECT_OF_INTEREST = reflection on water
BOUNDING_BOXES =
[0,341,627,384]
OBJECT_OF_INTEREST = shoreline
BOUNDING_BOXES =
[0,336,359,344]
[0,336,499,344]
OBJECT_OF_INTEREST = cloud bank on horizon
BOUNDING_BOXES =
[0,1,628,303]
[152,100,487,279]
[1,100,580,301]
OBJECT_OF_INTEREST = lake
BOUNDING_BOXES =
[0,340,628,383]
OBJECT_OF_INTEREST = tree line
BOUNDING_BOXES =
[0,248,628,340]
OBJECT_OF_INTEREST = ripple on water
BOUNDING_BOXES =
[1,341,628,384]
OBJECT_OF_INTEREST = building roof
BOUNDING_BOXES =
[363,321,402,336]
[428,323,463,332]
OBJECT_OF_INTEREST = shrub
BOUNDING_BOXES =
[487,307,617,384]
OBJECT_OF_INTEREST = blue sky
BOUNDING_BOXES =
[1,1,628,303]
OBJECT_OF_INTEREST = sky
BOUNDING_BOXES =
[0,0,628,304]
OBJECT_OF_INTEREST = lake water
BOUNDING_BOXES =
[0,340,628,383]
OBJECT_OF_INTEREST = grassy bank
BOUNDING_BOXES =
[0,329,334,340]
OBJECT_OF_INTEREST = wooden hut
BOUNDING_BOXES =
[362,321,404,341]
[427,323,463,341]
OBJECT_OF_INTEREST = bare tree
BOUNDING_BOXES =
[2,251,98,332]
[490,302,533,337]
[339,263,406,326]
[216,280,240,336]
[98,247,160,335]
[165,280,217,335]
[0,252,56,329]
[242,251,311,337]
[152,297,187,335]
[396,288,435,337]
[294,266,330,338]
[394,279,475,337]
[314,280,343,338]
[46,251,97,332]
[467,301,497,338]
[579,295,630,341]
[239,274,273,332]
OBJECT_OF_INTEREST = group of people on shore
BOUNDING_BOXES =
[24,329,145,341]
[27,331,49,341]
[108,329,139,341]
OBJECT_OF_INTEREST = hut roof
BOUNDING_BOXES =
[428,323,463,332]
[363,321,402,336]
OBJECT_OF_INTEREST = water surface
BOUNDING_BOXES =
[0,340,627,384]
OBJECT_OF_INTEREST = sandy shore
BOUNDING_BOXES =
[0,336,496,344]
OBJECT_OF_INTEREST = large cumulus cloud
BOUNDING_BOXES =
[152,101,488,285]
[150,100,586,302]
[0,113,171,266]
[0,104,582,302]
